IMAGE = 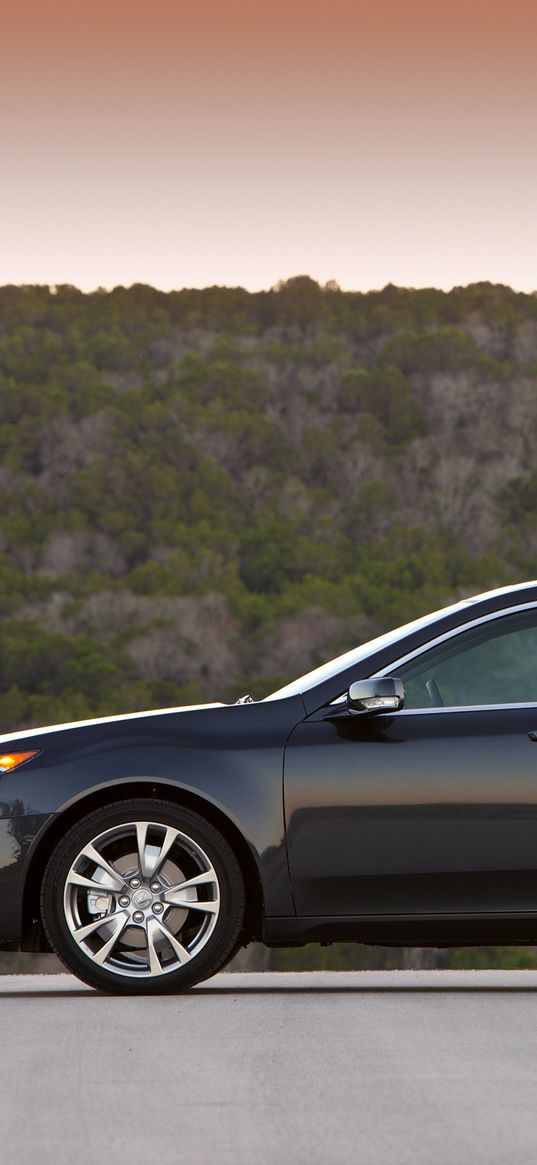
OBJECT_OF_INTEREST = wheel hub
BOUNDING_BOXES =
[132,887,152,910]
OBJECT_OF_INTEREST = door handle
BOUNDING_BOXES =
[528,732,537,741]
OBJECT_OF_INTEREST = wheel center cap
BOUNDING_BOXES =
[132,888,152,909]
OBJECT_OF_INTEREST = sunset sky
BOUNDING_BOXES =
[1,0,536,292]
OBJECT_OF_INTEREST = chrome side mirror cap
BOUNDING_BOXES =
[347,677,405,715]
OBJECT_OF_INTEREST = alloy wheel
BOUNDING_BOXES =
[62,819,221,979]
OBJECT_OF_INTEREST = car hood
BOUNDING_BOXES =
[0,702,227,747]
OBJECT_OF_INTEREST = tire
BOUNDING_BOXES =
[41,799,245,995]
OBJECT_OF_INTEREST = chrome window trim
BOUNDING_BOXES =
[380,702,537,717]
[330,601,537,709]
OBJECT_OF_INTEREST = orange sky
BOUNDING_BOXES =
[1,0,536,291]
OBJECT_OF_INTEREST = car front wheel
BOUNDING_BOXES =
[41,799,245,994]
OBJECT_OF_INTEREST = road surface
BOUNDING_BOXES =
[1,970,537,1164]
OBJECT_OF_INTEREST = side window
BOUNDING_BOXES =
[397,609,537,709]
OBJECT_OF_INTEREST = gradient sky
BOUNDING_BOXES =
[1,0,536,292]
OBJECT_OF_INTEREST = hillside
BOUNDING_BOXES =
[1,276,536,730]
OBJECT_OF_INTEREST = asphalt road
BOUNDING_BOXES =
[2,969,537,1164]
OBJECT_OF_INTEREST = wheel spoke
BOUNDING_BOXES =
[92,912,129,965]
[135,822,150,878]
[147,916,192,968]
[146,917,165,975]
[136,823,178,879]
[152,826,178,874]
[66,871,115,893]
[76,843,125,892]
[165,896,219,915]
[73,910,127,944]
[162,870,217,904]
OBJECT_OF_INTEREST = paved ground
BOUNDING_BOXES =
[2,970,537,1164]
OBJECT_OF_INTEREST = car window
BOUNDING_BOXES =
[397,608,537,709]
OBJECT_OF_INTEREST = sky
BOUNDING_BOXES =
[1,0,536,293]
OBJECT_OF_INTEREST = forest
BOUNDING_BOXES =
[2,275,537,970]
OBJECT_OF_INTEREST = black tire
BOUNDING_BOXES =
[41,799,245,994]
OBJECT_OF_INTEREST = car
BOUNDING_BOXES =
[3,579,537,993]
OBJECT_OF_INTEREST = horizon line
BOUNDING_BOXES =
[2,278,537,298]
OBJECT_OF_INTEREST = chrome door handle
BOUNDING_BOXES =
[528,732,537,741]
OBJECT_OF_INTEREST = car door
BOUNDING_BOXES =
[284,604,537,917]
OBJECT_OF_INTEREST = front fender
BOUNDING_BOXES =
[0,698,305,941]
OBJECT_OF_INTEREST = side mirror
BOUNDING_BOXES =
[347,677,405,715]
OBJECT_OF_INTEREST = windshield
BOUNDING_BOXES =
[263,583,537,700]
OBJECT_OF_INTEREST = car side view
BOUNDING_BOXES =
[2,580,537,993]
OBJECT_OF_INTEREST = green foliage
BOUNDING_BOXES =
[340,365,426,448]
[501,472,537,522]
[0,622,121,699]
[449,946,537,969]
[380,327,485,375]
[268,943,537,970]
